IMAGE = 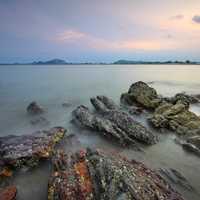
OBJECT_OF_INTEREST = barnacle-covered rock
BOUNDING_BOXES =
[48,148,185,200]
[0,127,66,176]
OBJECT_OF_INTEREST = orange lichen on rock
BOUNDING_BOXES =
[0,168,13,177]
[0,186,17,200]
[74,160,93,195]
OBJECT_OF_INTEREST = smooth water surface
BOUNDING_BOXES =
[0,65,200,200]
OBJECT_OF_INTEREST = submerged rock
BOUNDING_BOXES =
[30,116,50,126]
[27,101,44,115]
[48,148,185,200]
[121,81,161,109]
[0,127,66,175]
[0,186,17,200]
[90,96,157,144]
[158,168,194,191]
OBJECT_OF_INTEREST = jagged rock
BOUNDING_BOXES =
[48,148,185,200]
[158,168,194,191]
[72,105,139,147]
[30,116,50,126]
[0,186,17,200]
[0,127,66,175]
[27,101,44,115]
[90,96,157,144]
[121,81,161,109]
[150,100,200,135]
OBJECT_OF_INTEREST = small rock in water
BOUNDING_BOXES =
[27,101,45,115]
[30,116,50,126]
[62,102,72,108]
[48,148,185,200]
[0,186,17,200]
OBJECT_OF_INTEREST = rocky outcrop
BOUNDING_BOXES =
[150,100,200,135]
[72,105,138,147]
[27,101,44,115]
[0,186,17,200]
[0,127,66,176]
[121,81,161,109]
[90,96,157,144]
[48,148,185,200]
[72,95,157,146]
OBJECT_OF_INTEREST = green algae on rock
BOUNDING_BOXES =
[48,148,185,200]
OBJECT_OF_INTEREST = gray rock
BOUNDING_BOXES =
[27,101,44,115]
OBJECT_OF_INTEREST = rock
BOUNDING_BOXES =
[30,116,50,126]
[187,135,200,148]
[72,105,139,147]
[48,148,185,200]
[62,102,72,108]
[158,168,194,191]
[128,106,144,115]
[121,81,161,109]
[0,186,17,200]
[150,100,200,135]
[182,142,200,157]
[0,127,66,173]
[27,101,44,115]
[90,96,158,144]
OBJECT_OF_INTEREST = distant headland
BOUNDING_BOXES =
[0,58,200,65]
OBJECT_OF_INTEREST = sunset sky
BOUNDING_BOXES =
[0,0,200,63]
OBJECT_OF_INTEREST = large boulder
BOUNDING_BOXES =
[48,148,185,200]
[121,81,161,109]
[0,127,66,176]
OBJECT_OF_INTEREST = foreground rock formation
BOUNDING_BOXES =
[0,127,66,177]
[72,96,157,147]
[48,148,185,200]
[0,186,17,200]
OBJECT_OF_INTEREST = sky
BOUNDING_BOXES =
[0,0,200,63]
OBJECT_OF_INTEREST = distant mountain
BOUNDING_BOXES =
[32,59,68,65]
[113,59,199,65]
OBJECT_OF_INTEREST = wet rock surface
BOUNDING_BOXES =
[90,96,157,144]
[48,148,185,200]
[121,81,161,109]
[0,186,17,200]
[72,95,157,146]
[0,127,66,175]
[27,101,45,115]
[158,168,194,191]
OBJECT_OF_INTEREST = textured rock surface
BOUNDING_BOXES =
[91,96,157,144]
[0,186,17,200]
[27,101,44,115]
[150,100,200,135]
[48,148,185,200]
[0,127,66,175]
[121,81,161,109]
[158,168,194,191]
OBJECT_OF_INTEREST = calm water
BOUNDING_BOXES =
[0,65,200,199]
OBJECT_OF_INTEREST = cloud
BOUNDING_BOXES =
[192,15,200,24]
[56,30,86,42]
[54,29,177,51]
[170,14,184,20]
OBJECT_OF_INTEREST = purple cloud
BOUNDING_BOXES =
[170,14,184,20]
[192,15,200,24]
